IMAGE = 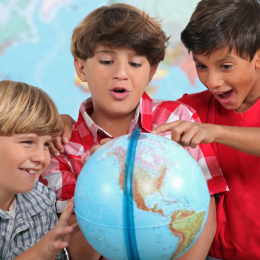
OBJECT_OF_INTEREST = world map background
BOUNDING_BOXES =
[0,0,203,119]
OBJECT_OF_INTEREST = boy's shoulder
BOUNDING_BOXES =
[32,181,56,202]
[142,91,198,115]
[139,93,202,130]
[177,90,218,123]
[149,97,199,123]
[177,90,213,110]
[17,181,56,215]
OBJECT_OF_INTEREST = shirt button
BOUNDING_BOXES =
[1,231,6,236]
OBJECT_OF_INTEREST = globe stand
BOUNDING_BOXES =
[123,125,141,260]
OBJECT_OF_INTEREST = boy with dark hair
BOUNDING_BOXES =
[39,3,228,260]
[154,0,260,259]
[0,80,79,260]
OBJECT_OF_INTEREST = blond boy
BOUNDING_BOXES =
[0,80,78,260]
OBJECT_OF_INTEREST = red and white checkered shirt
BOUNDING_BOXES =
[39,92,228,213]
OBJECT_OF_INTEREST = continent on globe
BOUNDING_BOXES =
[170,209,205,259]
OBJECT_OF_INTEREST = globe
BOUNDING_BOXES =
[74,131,210,260]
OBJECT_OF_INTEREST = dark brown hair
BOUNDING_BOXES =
[70,3,170,67]
[181,0,260,61]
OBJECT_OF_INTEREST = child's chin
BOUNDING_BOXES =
[18,184,35,194]
[222,103,236,110]
[223,102,243,112]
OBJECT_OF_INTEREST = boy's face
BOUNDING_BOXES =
[193,47,260,113]
[0,133,52,198]
[74,46,157,120]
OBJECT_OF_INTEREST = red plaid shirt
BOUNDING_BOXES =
[39,92,228,213]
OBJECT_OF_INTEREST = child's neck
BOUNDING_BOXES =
[91,110,136,138]
[237,78,260,113]
[0,192,15,211]
[237,95,260,113]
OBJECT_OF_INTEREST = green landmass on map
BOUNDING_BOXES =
[18,0,31,9]
[0,10,31,43]
[0,0,9,4]
[169,209,205,259]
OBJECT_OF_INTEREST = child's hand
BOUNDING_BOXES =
[82,138,111,165]
[37,198,79,260]
[49,114,76,157]
[14,198,79,260]
[152,120,216,148]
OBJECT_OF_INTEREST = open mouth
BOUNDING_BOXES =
[109,87,129,100]
[216,89,233,100]
[20,169,37,175]
[113,88,126,93]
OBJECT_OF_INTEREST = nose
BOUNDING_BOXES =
[30,145,48,165]
[206,70,223,91]
[113,61,128,81]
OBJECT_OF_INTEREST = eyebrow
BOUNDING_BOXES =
[15,134,35,139]
[217,56,235,62]
[95,49,141,57]
[193,56,235,62]
[15,135,53,142]
[95,50,116,55]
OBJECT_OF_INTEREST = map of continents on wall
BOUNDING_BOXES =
[0,0,204,119]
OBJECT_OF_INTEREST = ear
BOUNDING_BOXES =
[148,64,159,84]
[74,57,87,82]
[255,49,260,69]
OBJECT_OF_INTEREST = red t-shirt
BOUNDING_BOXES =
[178,90,260,260]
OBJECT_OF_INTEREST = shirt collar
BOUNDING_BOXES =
[0,197,17,220]
[78,98,112,145]
[0,207,13,220]
[0,183,54,220]
[16,187,54,218]
[138,92,153,132]
[79,92,154,139]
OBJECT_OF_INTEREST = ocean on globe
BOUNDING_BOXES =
[74,133,210,260]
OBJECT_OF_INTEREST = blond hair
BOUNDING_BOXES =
[0,80,63,137]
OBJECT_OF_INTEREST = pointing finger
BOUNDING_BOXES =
[152,120,184,135]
